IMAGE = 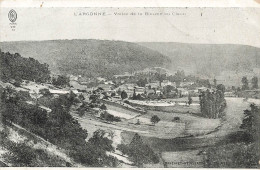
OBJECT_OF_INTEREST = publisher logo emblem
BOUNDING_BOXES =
[8,9,17,23]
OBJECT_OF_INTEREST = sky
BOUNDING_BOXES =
[1,7,260,47]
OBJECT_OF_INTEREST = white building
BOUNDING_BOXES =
[180,82,194,87]
[161,80,176,87]
[177,88,189,96]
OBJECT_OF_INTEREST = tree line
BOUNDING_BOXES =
[241,76,259,90]
[199,84,227,119]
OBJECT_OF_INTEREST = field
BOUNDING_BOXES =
[128,99,200,114]
[141,110,220,136]
[71,96,260,167]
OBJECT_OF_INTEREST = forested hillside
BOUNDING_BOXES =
[139,42,260,77]
[0,51,50,83]
[0,40,171,78]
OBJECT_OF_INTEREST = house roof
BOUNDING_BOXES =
[98,84,113,89]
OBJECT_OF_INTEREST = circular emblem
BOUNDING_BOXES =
[8,9,17,23]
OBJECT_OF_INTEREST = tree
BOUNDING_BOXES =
[129,133,143,147]
[117,133,159,167]
[121,90,128,100]
[240,104,260,142]
[89,94,99,104]
[242,76,249,91]
[217,84,226,94]
[213,78,217,87]
[52,75,69,87]
[151,115,160,124]
[39,88,52,97]
[88,130,114,153]
[251,76,259,89]
[136,94,142,100]
[132,89,137,100]
[111,92,116,97]
[175,70,185,84]
[13,80,21,87]
[100,104,107,110]
[155,73,166,87]
[199,89,226,119]
[206,79,211,88]
[188,95,192,105]
[136,78,148,87]
[100,111,120,122]
[78,93,85,101]
[30,106,48,126]
[163,85,174,95]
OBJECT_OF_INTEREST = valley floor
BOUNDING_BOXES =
[73,97,257,167]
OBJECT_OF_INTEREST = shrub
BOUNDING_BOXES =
[13,81,21,87]
[100,111,121,122]
[151,115,160,124]
[100,104,107,110]
[39,88,52,97]
[172,117,180,122]
[124,100,130,104]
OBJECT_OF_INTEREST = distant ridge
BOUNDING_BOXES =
[1,40,260,80]
[0,39,171,78]
[138,42,260,77]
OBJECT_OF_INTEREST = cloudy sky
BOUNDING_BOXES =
[1,7,260,47]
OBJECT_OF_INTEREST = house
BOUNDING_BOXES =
[116,84,138,97]
[146,89,155,95]
[197,87,208,93]
[70,80,88,91]
[177,88,189,96]
[97,84,115,94]
[135,86,145,94]
[78,76,90,85]
[224,91,236,97]
[117,84,136,91]
[145,81,160,89]
[156,90,162,95]
[197,87,216,94]
[180,81,194,87]
[104,80,115,85]
[97,77,107,82]
[49,89,70,94]
[69,75,79,81]
[161,80,176,87]
[114,72,134,79]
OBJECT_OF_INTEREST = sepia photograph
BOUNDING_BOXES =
[0,3,260,168]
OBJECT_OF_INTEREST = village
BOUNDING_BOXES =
[1,53,259,168]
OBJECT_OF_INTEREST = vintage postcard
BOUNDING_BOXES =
[0,0,260,168]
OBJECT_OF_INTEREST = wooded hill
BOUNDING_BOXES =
[0,51,50,83]
[139,42,260,77]
[0,40,171,78]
